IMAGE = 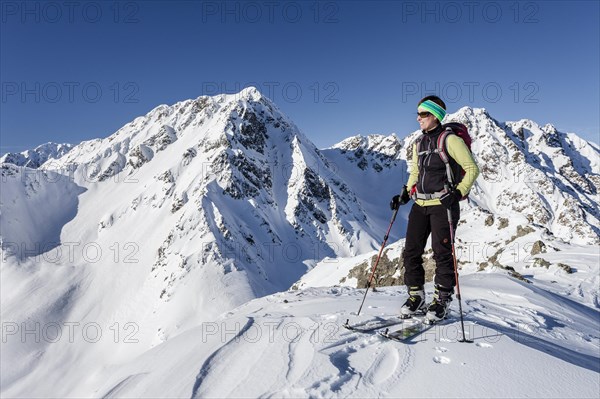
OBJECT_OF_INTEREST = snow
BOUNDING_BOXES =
[1,89,599,398]
[7,273,593,398]
[0,165,86,258]
[0,142,73,168]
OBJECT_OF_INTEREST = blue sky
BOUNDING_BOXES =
[1,0,599,154]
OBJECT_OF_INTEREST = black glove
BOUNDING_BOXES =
[390,186,410,210]
[439,189,462,210]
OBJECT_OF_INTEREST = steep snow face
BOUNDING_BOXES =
[0,164,86,258]
[0,142,73,168]
[320,133,412,254]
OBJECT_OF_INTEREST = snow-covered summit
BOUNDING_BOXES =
[331,134,404,172]
[0,142,73,168]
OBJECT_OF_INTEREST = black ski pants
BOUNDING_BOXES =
[402,202,460,289]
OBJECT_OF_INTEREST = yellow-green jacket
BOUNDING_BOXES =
[406,127,479,206]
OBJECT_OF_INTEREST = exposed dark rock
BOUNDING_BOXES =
[556,263,574,274]
[347,249,435,289]
[530,240,547,255]
[531,257,551,269]
[237,110,268,154]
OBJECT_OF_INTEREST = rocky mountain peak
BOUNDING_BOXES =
[1,142,74,168]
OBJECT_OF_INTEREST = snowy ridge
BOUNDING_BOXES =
[0,142,73,168]
[331,134,404,172]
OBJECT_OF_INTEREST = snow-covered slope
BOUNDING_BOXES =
[7,272,595,398]
[0,142,73,168]
[0,164,86,258]
[1,90,599,398]
[320,134,411,250]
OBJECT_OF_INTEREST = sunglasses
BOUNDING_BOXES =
[417,111,433,118]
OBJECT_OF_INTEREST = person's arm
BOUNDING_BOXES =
[446,135,479,195]
[406,143,419,188]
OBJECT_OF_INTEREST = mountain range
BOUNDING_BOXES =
[1,88,598,397]
[1,142,74,169]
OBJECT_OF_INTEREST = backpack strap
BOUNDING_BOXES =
[414,134,427,170]
[437,128,456,187]
[416,134,440,156]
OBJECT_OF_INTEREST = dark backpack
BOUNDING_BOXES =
[414,122,473,200]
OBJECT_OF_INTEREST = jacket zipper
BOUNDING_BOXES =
[420,135,431,194]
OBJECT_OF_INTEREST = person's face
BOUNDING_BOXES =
[417,111,438,131]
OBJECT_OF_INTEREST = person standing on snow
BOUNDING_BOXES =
[390,95,480,323]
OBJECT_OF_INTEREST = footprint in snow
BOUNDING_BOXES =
[433,356,451,364]
[364,346,400,385]
[434,346,448,353]
[476,342,493,348]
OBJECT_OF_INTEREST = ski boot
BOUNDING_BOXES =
[424,284,453,324]
[400,286,426,319]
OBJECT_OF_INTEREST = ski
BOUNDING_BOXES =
[342,317,404,333]
[379,317,449,342]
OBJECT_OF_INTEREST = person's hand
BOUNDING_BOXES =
[390,195,400,210]
[390,186,410,210]
[439,189,462,209]
[400,185,410,205]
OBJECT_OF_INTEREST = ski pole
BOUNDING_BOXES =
[446,207,473,343]
[354,207,399,317]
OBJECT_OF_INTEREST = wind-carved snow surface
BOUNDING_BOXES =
[71,273,600,398]
[1,89,599,398]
